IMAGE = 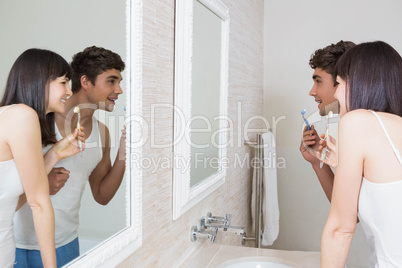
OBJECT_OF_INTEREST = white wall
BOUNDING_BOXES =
[264,0,402,266]
[0,0,127,252]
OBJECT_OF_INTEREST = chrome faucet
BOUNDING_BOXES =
[190,225,218,243]
[203,212,245,235]
[206,212,231,226]
[190,212,246,244]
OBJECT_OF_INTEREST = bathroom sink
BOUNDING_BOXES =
[218,257,296,268]
[221,262,292,268]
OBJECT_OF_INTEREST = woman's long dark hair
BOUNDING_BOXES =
[0,48,72,145]
[335,41,402,117]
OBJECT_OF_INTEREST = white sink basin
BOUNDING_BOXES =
[221,261,292,268]
[218,257,296,268]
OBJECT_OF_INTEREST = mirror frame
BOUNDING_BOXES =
[67,0,143,266]
[173,0,230,220]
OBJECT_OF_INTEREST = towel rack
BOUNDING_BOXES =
[243,133,263,248]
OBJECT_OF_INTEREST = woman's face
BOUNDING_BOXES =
[46,75,72,114]
[334,76,348,117]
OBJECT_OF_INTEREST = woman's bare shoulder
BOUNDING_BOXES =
[1,104,39,132]
[3,104,38,122]
[342,109,402,125]
[339,109,373,131]
[341,109,372,119]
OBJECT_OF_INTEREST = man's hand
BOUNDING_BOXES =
[300,125,321,164]
[49,167,70,195]
[117,126,126,161]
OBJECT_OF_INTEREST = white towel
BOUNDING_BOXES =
[251,158,257,234]
[250,132,280,246]
[261,132,279,246]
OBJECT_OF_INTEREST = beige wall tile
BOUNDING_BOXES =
[118,1,264,267]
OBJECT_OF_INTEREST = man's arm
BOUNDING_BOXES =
[311,161,334,202]
[300,125,334,201]
[88,122,126,205]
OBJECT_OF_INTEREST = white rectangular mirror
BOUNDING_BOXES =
[69,0,143,265]
[190,0,223,186]
[173,0,229,220]
[0,0,142,266]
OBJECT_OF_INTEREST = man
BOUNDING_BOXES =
[300,40,355,202]
[14,46,126,267]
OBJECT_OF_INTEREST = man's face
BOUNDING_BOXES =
[309,68,338,116]
[88,69,123,112]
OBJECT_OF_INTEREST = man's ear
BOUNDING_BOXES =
[81,75,92,91]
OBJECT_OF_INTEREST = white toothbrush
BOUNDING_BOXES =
[301,109,311,130]
[320,111,333,168]
[74,106,82,151]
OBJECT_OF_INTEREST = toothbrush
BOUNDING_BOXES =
[301,109,311,130]
[74,106,82,151]
[320,111,333,168]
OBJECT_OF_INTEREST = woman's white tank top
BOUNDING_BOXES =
[0,105,24,267]
[358,110,402,268]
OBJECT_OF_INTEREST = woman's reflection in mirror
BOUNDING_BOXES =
[14,46,127,267]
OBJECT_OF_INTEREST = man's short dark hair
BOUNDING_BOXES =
[71,46,125,93]
[309,40,355,85]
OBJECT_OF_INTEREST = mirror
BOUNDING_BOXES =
[190,0,223,187]
[0,0,142,266]
[173,0,229,220]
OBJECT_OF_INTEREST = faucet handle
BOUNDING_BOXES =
[210,227,218,243]
[223,214,232,231]
[225,214,232,226]
[191,226,199,242]
[206,212,214,224]
[206,212,230,225]
[191,225,218,243]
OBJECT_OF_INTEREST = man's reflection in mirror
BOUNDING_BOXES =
[14,46,126,267]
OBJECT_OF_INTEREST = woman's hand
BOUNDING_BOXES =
[319,134,337,168]
[49,128,86,161]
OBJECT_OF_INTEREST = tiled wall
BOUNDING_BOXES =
[118,0,264,266]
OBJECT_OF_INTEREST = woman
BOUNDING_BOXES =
[0,49,85,267]
[321,41,402,267]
